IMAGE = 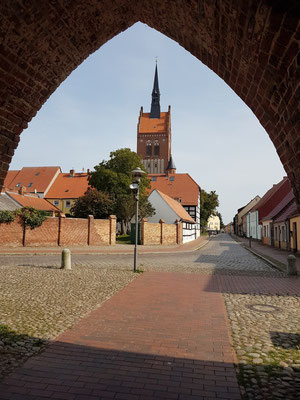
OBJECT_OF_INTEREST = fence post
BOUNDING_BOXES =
[141,218,147,245]
[109,215,116,245]
[159,219,165,245]
[87,215,93,245]
[287,254,297,276]
[58,213,65,246]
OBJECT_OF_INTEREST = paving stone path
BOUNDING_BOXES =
[0,234,299,399]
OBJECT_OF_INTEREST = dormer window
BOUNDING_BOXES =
[170,176,175,181]
[15,183,21,187]
[65,189,69,192]
[35,172,40,176]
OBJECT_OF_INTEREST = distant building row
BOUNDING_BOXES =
[229,177,299,253]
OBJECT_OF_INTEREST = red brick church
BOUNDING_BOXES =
[137,65,201,239]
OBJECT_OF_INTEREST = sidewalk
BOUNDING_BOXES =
[0,235,209,255]
[233,234,300,273]
[0,272,241,400]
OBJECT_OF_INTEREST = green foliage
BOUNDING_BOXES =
[215,211,225,229]
[88,148,155,232]
[70,188,114,219]
[0,210,15,223]
[200,189,219,229]
[17,207,47,230]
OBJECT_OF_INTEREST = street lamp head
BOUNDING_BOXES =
[131,167,146,182]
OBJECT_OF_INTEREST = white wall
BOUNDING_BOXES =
[147,190,179,224]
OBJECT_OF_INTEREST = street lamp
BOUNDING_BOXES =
[130,167,146,272]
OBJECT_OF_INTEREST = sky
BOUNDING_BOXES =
[10,22,286,224]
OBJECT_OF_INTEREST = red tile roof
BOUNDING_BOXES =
[250,177,291,222]
[273,200,299,223]
[3,170,19,188]
[45,173,89,199]
[138,112,168,134]
[156,190,195,223]
[149,173,200,205]
[262,189,295,221]
[4,167,61,194]
[7,192,59,212]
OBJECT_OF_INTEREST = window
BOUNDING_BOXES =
[154,140,159,156]
[146,140,152,156]
[35,172,40,176]
[54,200,59,206]
[275,227,278,240]
[65,200,71,208]
[151,177,157,181]
[28,182,33,188]
[264,226,266,237]
[170,176,175,181]
[15,183,21,187]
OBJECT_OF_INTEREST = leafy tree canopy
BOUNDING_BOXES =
[88,148,154,233]
[215,211,225,229]
[70,188,114,219]
[200,189,219,229]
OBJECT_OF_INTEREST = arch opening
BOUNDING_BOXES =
[0,0,299,208]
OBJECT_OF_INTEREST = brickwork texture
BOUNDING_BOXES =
[0,1,299,208]
[141,218,182,245]
[0,215,116,247]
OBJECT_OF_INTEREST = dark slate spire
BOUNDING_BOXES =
[150,63,161,119]
[167,155,176,171]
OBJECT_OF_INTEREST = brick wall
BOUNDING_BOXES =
[0,1,299,211]
[0,215,116,247]
[141,218,182,245]
[0,217,23,247]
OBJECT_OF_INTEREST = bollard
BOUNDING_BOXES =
[287,254,297,276]
[249,235,252,248]
[61,248,71,270]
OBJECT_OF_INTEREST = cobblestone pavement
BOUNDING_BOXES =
[224,294,300,400]
[0,234,299,399]
[0,234,284,276]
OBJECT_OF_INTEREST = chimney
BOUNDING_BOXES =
[87,169,90,174]
[19,186,26,195]
[70,169,75,177]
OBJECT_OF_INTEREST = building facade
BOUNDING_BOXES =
[137,64,174,175]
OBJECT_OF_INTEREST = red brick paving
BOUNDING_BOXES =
[0,272,242,400]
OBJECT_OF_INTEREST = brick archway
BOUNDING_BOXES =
[0,1,299,205]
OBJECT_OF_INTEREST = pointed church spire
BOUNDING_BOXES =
[150,62,161,119]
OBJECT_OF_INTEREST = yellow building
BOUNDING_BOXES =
[207,214,220,232]
[45,170,89,215]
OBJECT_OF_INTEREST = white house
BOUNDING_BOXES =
[148,189,196,243]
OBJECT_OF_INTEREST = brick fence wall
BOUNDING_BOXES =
[0,215,116,247]
[141,218,182,245]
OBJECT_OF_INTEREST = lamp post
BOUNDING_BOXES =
[130,167,146,272]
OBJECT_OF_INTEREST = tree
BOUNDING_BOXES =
[215,211,225,229]
[200,189,219,230]
[70,189,113,219]
[88,148,155,233]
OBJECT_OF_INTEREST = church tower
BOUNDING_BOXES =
[137,64,174,174]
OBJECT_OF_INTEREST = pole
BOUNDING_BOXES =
[134,187,139,272]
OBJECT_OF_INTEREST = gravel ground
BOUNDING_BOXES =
[0,264,135,381]
[224,293,300,400]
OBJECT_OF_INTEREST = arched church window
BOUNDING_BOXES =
[146,140,152,156]
[154,140,159,156]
